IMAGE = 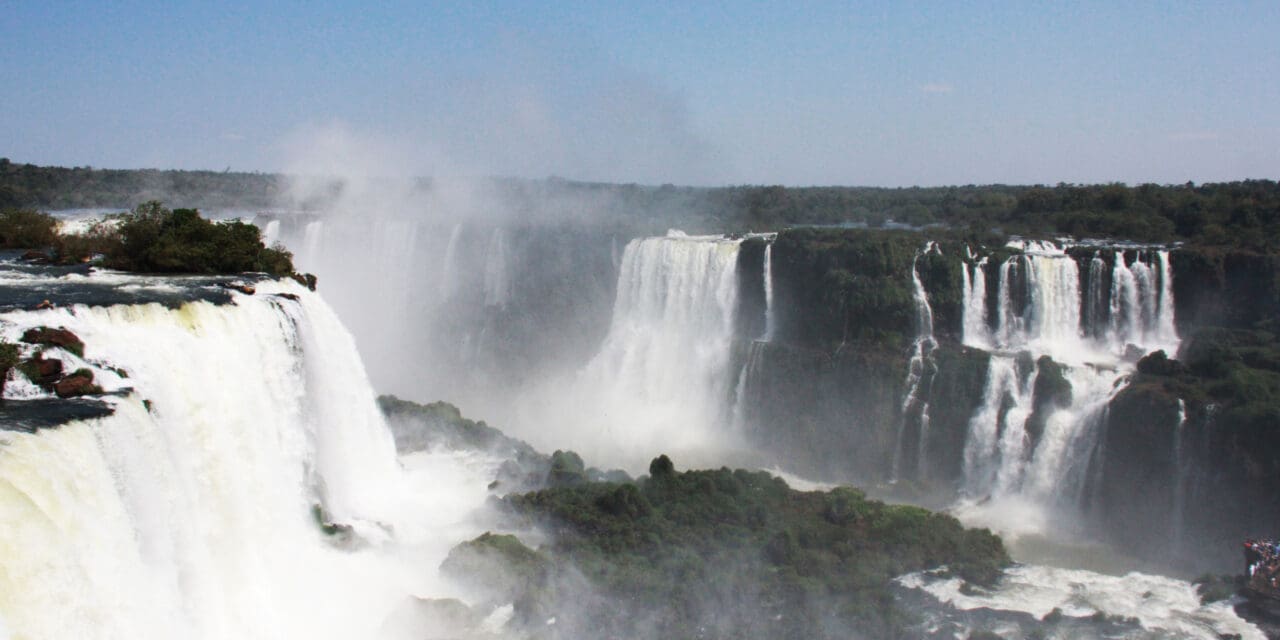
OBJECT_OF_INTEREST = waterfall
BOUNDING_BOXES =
[1084,252,1109,340]
[1156,250,1179,347]
[439,223,462,298]
[762,242,776,342]
[301,220,325,269]
[956,240,1182,538]
[962,355,1038,496]
[730,341,767,434]
[0,282,492,639]
[961,256,990,349]
[262,219,281,247]
[1171,398,1188,548]
[565,232,743,468]
[482,228,510,308]
[893,243,939,482]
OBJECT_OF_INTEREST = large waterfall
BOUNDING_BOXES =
[0,280,496,639]
[527,231,744,469]
[956,242,1179,537]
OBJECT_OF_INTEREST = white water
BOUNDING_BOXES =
[894,243,939,482]
[0,282,500,640]
[261,219,282,248]
[762,242,775,342]
[527,231,744,470]
[900,565,1263,639]
[957,243,1180,540]
[1172,398,1189,550]
[483,228,510,309]
[961,256,990,349]
[439,223,463,298]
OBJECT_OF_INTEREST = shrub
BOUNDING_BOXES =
[0,208,58,249]
[105,201,294,275]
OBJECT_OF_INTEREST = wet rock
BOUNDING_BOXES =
[291,272,318,291]
[20,326,85,357]
[1136,349,1188,376]
[20,250,50,262]
[21,354,63,389]
[222,282,256,295]
[54,371,99,398]
[34,299,54,310]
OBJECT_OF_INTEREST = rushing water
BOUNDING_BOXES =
[530,231,746,469]
[894,242,940,483]
[0,273,500,640]
[955,242,1180,542]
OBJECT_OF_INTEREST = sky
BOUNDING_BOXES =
[2,1,1277,187]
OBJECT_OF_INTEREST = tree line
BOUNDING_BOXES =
[3,159,1276,249]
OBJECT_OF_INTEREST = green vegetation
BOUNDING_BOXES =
[461,457,1009,639]
[105,201,293,275]
[4,159,1278,247]
[0,208,59,249]
[0,341,18,371]
[0,159,280,210]
[2,200,294,275]
[0,339,19,403]
[772,228,971,350]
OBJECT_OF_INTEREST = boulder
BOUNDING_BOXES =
[291,272,318,291]
[20,250,50,262]
[222,282,256,295]
[22,354,63,388]
[54,371,98,398]
[20,327,84,357]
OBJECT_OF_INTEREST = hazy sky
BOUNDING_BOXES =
[3,1,1277,186]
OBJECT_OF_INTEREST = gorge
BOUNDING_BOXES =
[1,177,1278,638]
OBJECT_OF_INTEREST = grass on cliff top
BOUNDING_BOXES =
[453,455,1009,639]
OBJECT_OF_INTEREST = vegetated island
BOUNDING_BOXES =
[0,201,296,277]
[381,395,1011,640]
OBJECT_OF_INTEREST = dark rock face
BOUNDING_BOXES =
[20,327,85,358]
[738,340,904,485]
[1026,356,1072,449]
[1096,381,1183,556]
[1172,248,1280,334]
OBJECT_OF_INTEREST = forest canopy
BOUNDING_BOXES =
[2,159,1277,249]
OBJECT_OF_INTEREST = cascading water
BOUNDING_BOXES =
[482,228,510,309]
[540,231,743,469]
[960,253,990,349]
[0,279,498,640]
[1171,398,1189,550]
[762,242,775,342]
[730,236,777,435]
[956,241,1179,539]
[893,243,940,482]
[439,223,463,298]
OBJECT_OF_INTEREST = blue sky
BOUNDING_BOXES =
[2,1,1277,186]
